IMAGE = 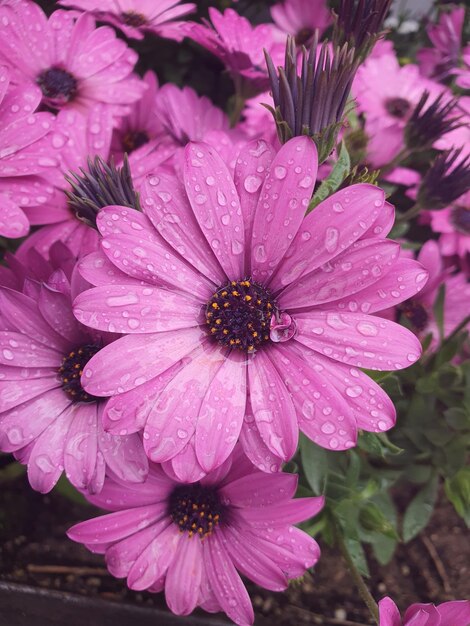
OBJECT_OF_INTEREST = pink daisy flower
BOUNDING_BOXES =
[270,0,331,45]
[0,263,148,494]
[353,51,444,129]
[67,448,324,626]
[0,2,145,116]
[379,596,470,626]
[417,6,466,83]
[394,240,470,348]
[428,192,470,275]
[185,8,285,92]
[0,65,55,239]
[58,0,196,42]
[15,105,114,262]
[73,137,426,480]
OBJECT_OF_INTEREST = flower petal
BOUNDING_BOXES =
[378,598,402,626]
[0,330,62,367]
[206,533,254,626]
[270,183,384,291]
[0,196,29,239]
[78,251,137,287]
[239,412,283,473]
[184,142,245,280]
[0,375,60,413]
[165,532,203,616]
[141,171,225,286]
[144,345,223,463]
[74,284,201,333]
[127,523,180,591]
[64,402,98,491]
[240,497,325,527]
[221,472,297,507]
[251,136,318,283]
[81,327,203,396]
[295,311,422,370]
[195,352,247,473]
[279,239,400,309]
[248,349,299,461]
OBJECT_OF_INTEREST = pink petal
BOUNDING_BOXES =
[38,284,85,345]
[403,605,441,626]
[68,503,168,545]
[78,251,137,287]
[0,386,68,452]
[205,533,254,626]
[0,330,61,367]
[324,259,429,314]
[248,525,321,578]
[144,345,223,463]
[378,597,402,626]
[0,196,29,239]
[104,517,166,578]
[27,406,72,493]
[103,364,183,435]
[270,183,385,291]
[141,172,225,286]
[81,327,203,396]
[295,311,422,370]
[435,600,470,626]
[166,441,207,483]
[362,201,395,239]
[184,142,245,280]
[240,497,325,527]
[251,136,318,283]
[165,533,203,615]
[279,239,400,309]
[64,402,98,491]
[299,347,397,434]
[127,523,180,591]
[239,411,283,473]
[195,352,247,473]
[101,233,212,301]
[221,472,297,507]
[223,524,287,592]
[233,139,275,261]
[74,284,201,333]
[0,375,59,413]
[98,426,149,484]
[0,288,69,352]
[272,343,357,450]
[248,349,298,461]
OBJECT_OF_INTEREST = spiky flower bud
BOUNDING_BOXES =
[65,156,141,229]
[332,0,393,61]
[417,149,470,210]
[405,91,463,151]
[265,35,359,163]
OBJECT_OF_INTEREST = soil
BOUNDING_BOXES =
[0,470,468,626]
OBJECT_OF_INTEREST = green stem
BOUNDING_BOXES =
[229,75,248,127]
[396,203,421,223]
[332,517,379,625]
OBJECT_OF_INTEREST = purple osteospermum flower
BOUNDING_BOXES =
[15,105,115,262]
[379,596,470,626]
[185,8,285,92]
[73,136,427,480]
[0,264,148,494]
[0,65,55,239]
[67,448,324,626]
[0,2,145,116]
[271,0,331,45]
[59,0,196,42]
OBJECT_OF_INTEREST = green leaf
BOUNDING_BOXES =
[299,434,328,495]
[402,474,439,542]
[371,534,397,565]
[307,141,351,213]
[359,502,399,540]
[445,467,470,526]
[344,536,370,577]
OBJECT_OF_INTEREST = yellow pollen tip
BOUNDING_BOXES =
[245,295,252,301]
[211,303,219,309]
[232,290,239,296]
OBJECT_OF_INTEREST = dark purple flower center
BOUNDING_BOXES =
[205,279,277,352]
[451,205,470,234]
[59,344,101,403]
[121,11,148,27]
[398,300,429,332]
[37,67,78,108]
[295,27,314,46]
[385,97,411,119]
[169,483,223,539]
[122,130,150,154]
